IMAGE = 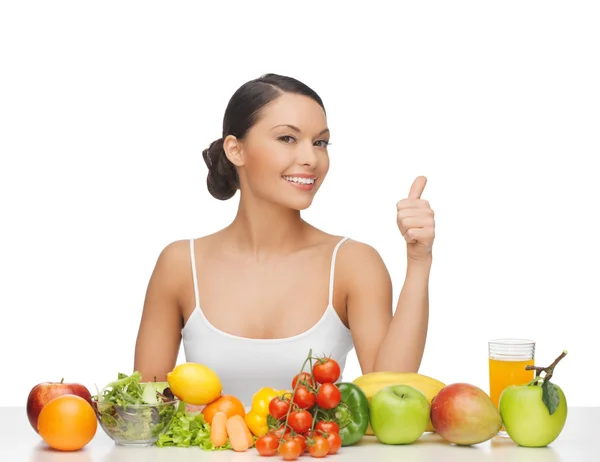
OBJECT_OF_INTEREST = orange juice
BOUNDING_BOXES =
[488,358,534,408]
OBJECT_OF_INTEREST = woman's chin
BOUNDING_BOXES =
[279,196,316,211]
[288,200,314,211]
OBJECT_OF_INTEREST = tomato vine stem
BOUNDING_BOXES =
[279,348,314,446]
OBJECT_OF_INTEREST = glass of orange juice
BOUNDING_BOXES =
[488,338,535,436]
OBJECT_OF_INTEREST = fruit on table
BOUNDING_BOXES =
[202,395,246,426]
[251,350,357,457]
[500,350,569,447]
[167,362,222,405]
[430,382,502,445]
[316,382,342,409]
[244,387,286,437]
[352,371,445,433]
[369,385,430,444]
[26,378,93,433]
[331,382,370,446]
[312,357,341,384]
[255,432,280,456]
[37,394,97,451]
[287,409,313,434]
[307,434,331,457]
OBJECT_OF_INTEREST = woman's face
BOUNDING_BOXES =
[231,92,331,211]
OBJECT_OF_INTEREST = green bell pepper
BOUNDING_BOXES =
[332,382,369,446]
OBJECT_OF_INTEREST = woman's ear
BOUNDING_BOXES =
[223,135,244,167]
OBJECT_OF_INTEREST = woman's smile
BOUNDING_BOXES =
[282,174,317,191]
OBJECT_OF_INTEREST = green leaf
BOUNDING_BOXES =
[155,410,229,450]
[541,380,560,415]
[267,413,280,429]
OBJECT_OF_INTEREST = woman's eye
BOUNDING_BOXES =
[315,140,331,148]
[278,135,295,143]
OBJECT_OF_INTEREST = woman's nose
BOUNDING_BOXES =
[297,143,319,167]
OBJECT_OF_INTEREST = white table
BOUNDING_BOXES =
[1,406,596,461]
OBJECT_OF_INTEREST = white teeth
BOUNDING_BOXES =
[283,176,315,185]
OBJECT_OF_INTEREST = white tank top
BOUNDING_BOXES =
[181,236,355,409]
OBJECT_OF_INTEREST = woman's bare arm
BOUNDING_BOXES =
[371,257,430,372]
[345,241,430,374]
[133,241,187,382]
[344,241,393,374]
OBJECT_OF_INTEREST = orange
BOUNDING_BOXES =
[38,394,97,451]
[201,395,246,425]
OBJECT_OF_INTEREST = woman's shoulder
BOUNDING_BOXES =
[338,238,386,267]
[306,224,383,260]
[152,235,212,270]
[328,235,390,289]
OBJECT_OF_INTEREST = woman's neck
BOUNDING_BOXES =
[225,193,309,258]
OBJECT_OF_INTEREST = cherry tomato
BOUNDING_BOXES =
[292,372,315,389]
[269,397,290,420]
[325,431,342,454]
[296,434,308,453]
[316,382,341,409]
[312,358,340,384]
[315,420,340,435]
[284,432,307,453]
[288,410,312,434]
[255,433,279,456]
[279,439,302,460]
[293,385,316,409]
[308,435,330,458]
[272,425,290,439]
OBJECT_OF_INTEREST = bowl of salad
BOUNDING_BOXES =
[92,371,178,446]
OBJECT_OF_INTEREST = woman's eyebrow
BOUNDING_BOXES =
[270,124,330,136]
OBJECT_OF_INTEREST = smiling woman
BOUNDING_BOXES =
[133,73,435,407]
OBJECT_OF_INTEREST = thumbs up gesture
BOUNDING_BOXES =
[396,176,435,261]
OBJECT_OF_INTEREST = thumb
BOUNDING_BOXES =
[408,176,427,199]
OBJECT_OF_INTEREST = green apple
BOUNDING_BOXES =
[369,385,430,444]
[499,379,567,447]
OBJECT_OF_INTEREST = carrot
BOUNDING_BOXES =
[242,417,254,448]
[225,414,251,452]
[210,411,228,448]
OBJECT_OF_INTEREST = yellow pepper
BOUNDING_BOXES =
[244,387,289,437]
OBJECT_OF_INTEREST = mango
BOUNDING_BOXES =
[430,383,502,445]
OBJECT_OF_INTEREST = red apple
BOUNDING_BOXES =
[26,378,93,433]
[430,383,502,445]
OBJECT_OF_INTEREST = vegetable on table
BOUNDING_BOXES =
[91,372,176,442]
[210,411,228,447]
[245,387,288,437]
[226,414,253,452]
[330,382,370,446]
[156,401,231,450]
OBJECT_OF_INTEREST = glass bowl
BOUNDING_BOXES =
[91,397,178,446]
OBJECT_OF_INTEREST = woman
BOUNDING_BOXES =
[133,73,435,407]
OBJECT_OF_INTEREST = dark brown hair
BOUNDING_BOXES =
[202,73,326,200]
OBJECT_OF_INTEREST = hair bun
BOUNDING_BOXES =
[202,138,239,200]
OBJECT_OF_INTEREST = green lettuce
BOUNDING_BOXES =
[92,372,176,442]
[156,402,232,450]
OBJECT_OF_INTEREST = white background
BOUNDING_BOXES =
[1,1,599,407]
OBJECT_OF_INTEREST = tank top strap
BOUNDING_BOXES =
[328,237,350,306]
[189,238,200,307]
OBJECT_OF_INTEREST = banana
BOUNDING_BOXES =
[352,371,446,434]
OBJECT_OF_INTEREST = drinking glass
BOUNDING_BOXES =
[488,338,535,436]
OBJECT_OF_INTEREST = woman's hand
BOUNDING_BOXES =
[396,176,435,262]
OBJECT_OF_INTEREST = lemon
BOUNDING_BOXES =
[167,362,223,405]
